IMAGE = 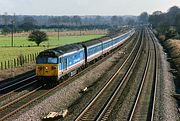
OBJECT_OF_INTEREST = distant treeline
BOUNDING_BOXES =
[0,14,140,34]
[149,6,180,40]
[0,24,111,33]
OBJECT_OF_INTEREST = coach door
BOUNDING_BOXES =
[63,58,68,70]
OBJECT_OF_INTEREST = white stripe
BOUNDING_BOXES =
[103,38,113,43]
[60,60,84,72]
[103,45,113,53]
[87,50,102,60]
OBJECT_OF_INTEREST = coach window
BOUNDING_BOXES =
[80,52,83,60]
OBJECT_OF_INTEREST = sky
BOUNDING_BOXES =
[0,0,179,16]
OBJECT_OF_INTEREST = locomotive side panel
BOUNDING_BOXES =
[60,49,85,76]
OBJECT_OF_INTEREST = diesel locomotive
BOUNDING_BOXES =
[36,29,135,87]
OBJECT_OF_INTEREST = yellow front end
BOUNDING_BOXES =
[36,64,58,77]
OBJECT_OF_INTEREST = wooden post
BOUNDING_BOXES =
[30,54,32,62]
[14,58,16,67]
[17,58,19,67]
[8,60,10,69]
[5,61,7,69]
[28,55,30,63]
[1,62,3,70]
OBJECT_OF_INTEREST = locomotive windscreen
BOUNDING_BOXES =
[36,56,58,64]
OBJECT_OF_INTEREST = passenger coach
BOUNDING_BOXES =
[36,29,135,87]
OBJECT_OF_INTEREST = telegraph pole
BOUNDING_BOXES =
[11,20,14,47]
[11,14,15,47]
[58,24,60,41]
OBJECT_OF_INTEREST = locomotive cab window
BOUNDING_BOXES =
[48,57,58,64]
[36,56,58,64]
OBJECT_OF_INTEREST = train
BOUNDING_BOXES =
[36,29,135,87]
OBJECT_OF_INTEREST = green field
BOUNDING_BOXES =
[0,35,104,47]
[0,35,104,62]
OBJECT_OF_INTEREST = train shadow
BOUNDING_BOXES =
[0,80,49,96]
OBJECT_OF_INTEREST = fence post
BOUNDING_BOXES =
[14,58,16,67]
[24,55,27,63]
[28,55,29,63]
[30,54,32,62]
[33,54,35,62]
[11,60,13,69]
[1,62,3,70]
[17,58,19,67]
[8,60,10,69]
[5,61,7,69]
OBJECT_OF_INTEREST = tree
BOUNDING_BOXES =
[174,13,180,34]
[2,12,10,35]
[111,16,118,26]
[126,18,135,26]
[72,16,81,26]
[61,16,71,25]
[149,13,161,27]
[139,12,149,24]
[117,16,124,25]
[19,16,36,31]
[28,30,48,46]
[94,16,102,25]
[167,6,180,25]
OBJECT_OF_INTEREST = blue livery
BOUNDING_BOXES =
[36,29,135,86]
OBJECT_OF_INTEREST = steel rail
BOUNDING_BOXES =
[0,30,138,121]
[128,28,158,121]
[148,28,159,121]
[0,85,42,112]
[96,30,144,121]
[0,80,38,101]
[75,30,142,121]
[0,75,36,92]
[128,49,151,121]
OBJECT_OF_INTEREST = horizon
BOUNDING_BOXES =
[0,0,179,16]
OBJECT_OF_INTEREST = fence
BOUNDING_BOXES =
[0,52,38,70]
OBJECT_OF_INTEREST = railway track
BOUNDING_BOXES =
[0,75,36,94]
[73,27,160,121]
[128,28,159,121]
[149,28,159,121]
[0,30,137,121]
[0,79,38,107]
[74,29,143,121]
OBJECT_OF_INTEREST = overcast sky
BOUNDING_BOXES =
[0,0,179,16]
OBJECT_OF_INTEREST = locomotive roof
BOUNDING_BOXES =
[53,43,83,53]
[39,43,83,56]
